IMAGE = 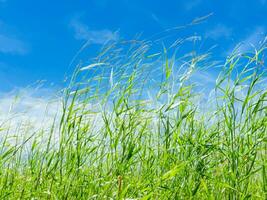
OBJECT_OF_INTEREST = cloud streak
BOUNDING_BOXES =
[0,34,28,55]
[184,0,202,10]
[206,24,232,40]
[70,18,119,45]
[236,27,266,54]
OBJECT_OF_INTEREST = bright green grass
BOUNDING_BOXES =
[0,39,266,200]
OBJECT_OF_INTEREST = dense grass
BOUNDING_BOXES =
[0,38,266,199]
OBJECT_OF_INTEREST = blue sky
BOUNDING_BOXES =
[0,0,266,92]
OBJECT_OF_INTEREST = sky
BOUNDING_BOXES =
[0,0,266,92]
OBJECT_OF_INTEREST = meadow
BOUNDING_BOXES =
[0,36,266,199]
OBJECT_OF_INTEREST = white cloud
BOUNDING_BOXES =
[0,88,62,150]
[0,88,61,132]
[0,87,106,151]
[206,24,232,40]
[70,18,119,44]
[0,34,28,55]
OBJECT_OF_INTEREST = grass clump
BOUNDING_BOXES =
[0,38,266,199]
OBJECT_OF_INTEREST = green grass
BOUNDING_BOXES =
[0,39,266,199]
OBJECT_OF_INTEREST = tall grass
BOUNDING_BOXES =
[0,37,266,199]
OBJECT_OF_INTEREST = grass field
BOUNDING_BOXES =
[0,39,266,199]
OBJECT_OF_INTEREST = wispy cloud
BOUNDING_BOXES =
[69,18,119,44]
[205,24,232,40]
[0,21,28,55]
[151,13,161,25]
[259,0,266,5]
[236,27,266,54]
[184,0,202,11]
[0,88,61,137]
[0,34,28,55]
[150,13,168,29]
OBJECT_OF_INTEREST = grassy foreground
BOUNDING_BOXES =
[0,39,267,199]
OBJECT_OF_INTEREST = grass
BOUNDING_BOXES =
[0,37,266,199]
